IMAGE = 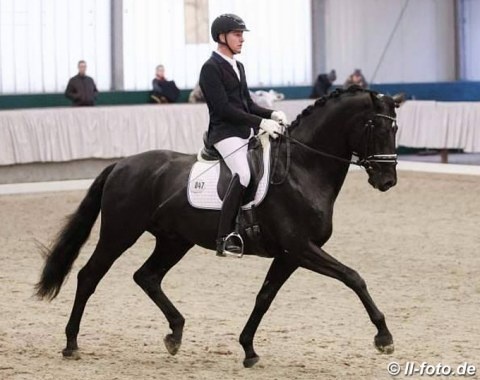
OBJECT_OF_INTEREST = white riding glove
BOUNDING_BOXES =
[271,110,288,126]
[259,119,282,139]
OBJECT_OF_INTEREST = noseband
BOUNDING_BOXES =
[357,113,398,170]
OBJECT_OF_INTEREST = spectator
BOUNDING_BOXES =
[188,82,205,103]
[65,60,98,106]
[344,68,368,89]
[310,69,336,99]
[151,65,180,103]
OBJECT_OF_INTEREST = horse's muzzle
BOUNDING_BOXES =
[377,178,397,192]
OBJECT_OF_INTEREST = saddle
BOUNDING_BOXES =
[189,133,271,251]
[200,132,264,205]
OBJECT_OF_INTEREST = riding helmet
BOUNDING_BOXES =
[211,14,249,42]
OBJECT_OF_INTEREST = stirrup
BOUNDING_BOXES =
[217,232,244,258]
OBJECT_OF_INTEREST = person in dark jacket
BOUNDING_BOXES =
[199,14,287,256]
[65,60,98,106]
[151,65,180,103]
[310,69,336,98]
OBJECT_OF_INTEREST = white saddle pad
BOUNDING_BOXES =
[187,134,271,210]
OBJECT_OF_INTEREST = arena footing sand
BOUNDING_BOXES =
[1,171,479,379]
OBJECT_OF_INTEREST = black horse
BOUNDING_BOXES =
[36,86,402,368]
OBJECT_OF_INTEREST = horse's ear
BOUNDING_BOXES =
[392,93,406,108]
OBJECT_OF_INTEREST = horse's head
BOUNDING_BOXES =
[288,87,405,192]
[348,90,404,192]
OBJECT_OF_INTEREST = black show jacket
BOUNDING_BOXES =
[65,74,98,106]
[199,52,273,146]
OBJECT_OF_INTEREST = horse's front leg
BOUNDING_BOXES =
[239,255,298,368]
[300,242,394,354]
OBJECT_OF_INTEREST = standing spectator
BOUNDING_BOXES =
[310,69,336,99]
[151,65,180,103]
[344,68,368,89]
[65,60,98,106]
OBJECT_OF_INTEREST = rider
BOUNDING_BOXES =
[199,14,288,256]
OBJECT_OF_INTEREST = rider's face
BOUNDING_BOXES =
[225,30,244,54]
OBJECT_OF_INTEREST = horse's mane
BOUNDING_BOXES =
[289,85,379,130]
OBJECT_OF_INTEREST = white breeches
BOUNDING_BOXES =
[214,136,251,187]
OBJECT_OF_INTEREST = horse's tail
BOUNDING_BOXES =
[35,163,116,301]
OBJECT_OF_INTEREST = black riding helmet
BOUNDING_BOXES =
[211,14,249,43]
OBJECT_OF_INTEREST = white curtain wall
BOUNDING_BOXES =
[122,0,312,90]
[463,0,480,80]
[0,0,111,94]
[3,1,478,94]
[323,0,456,84]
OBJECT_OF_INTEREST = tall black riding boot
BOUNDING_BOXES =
[216,174,246,257]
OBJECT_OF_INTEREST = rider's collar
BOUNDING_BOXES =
[214,50,240,80]
[214,50,237,66]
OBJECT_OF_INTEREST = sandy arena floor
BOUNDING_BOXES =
[1,171,479,380]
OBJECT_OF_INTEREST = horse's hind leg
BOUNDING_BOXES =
[63,236,134,358]
[133,235,192,356]
[300,244,394,354]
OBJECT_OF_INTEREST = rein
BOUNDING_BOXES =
[270,113,398,184]
[153,111,397,214]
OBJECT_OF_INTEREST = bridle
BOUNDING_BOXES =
[270,113,398,185]
[357,113,398,170]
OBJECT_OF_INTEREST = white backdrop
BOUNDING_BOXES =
[0,0,479,94]
[323,0,456,84]
[0,0,111,93]
[122,0,312,90]
[2,100,480,167]
[463,0,480,80]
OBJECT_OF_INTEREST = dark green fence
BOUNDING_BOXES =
[0,86,312,110]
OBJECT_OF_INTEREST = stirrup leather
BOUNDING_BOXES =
[218,232,244,258]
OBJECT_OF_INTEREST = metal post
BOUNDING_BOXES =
[311,0,327,81]
[440,149,449,164]
[454,0,466,80]
[0,0,3,93]
[111,0,124,90]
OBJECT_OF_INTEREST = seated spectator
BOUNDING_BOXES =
[310,69,336,99]
[344,69,368,89]
[65,60,98,106]
[151,65,180,103]
[188,82,205,103]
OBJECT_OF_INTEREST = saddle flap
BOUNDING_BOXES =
[217,136,264,205]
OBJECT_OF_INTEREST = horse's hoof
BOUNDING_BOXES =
[164,334,181,356]
[62,348,81,360]
[375,342,395,354]
[243,355,260,368]
[374,333,394,354]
